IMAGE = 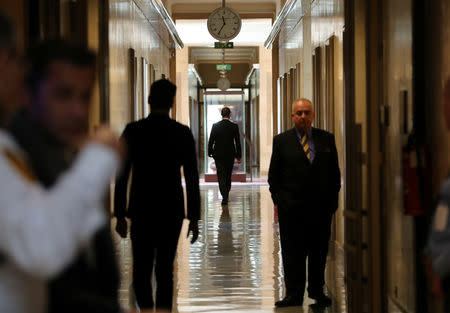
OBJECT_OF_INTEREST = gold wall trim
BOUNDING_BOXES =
[264,0,299,48]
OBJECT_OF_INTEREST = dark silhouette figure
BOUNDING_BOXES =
[425,78,450,311]
[114,79,200,311]
[208,107,242,204]
[269,99,341,308]
[9,40,121,313]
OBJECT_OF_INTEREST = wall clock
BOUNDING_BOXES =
[217,77,231,91]
[207,7,242,42]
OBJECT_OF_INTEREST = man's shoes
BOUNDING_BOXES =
[275,295,303,307]
[309,293,332,307]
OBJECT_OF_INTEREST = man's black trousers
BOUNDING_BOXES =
[214,157,234,200]
[278,206,333,298]
[130,219,183,311]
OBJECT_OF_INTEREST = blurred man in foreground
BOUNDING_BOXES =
[9,39,123,313]
[0,12,122,313]
[426,78,450,311]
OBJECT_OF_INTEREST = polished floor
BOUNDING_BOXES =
[114,185,347,313]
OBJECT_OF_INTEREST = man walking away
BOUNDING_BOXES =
[208,106,242,205]
[114,79,200,312]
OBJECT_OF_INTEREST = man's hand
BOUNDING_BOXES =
[236,157,242,164]
[187,220,199,244]
[115,217,128,238]
[90,126,125,159]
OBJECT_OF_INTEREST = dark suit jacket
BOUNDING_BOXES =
[114,113,200,226]
[208,119,242,161]
[9,110,120,313]
[268,127,341,215]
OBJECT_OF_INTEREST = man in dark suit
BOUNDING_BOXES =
[208,107,242,205]
[9,40,122,313]
[268,98,341,307]
[114,79,200,312]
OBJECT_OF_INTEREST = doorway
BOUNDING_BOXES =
[203,90,247,182]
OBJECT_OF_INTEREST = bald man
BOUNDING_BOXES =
[268,99,341,307]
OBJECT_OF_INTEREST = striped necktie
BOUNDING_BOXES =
[301,133,310,160]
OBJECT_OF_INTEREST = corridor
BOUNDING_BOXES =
[115,185,347,313]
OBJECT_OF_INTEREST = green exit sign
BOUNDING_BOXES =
[214,42,234,49]
[216,64,231,70]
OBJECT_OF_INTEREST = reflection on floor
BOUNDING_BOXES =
[114,185,347,313]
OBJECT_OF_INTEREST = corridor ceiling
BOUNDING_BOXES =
[189,46,259,86]
[189,46,259,64]
[169,0,275,85]
[169,0,278,20]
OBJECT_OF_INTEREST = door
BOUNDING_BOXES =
[203,90,246,177]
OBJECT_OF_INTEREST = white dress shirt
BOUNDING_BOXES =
[0,130,119,313]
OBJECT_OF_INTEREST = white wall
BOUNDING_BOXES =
[259,45,273,176]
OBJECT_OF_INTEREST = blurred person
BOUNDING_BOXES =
[425,77,450,311]
[8,39,122,313]
[268,99,341,307]
[0,12,122,313]
[207,106,242,205]
[114,79,200,311]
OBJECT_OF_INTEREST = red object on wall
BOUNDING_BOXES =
[402,142,428,216]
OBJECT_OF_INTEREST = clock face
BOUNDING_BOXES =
[217,77,231,91]
[207,7,242,41]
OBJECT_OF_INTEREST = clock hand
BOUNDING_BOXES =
[218,22,225,35]
[222,16,226,25]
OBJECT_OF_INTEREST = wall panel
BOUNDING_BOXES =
[0,1,26,52]
[382,0,415,311]
[109,0,170,132]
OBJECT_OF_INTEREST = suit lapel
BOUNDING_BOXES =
[311,128,326,164]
